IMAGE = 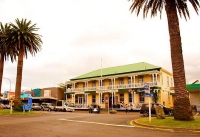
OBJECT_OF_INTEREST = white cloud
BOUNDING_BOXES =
[1,0,199,92]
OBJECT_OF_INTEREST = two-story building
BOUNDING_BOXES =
[65,62,174,109]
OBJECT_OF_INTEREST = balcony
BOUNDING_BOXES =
[67,82,159,92]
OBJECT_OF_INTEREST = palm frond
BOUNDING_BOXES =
[129,0,200,20]
[8,18,43,59]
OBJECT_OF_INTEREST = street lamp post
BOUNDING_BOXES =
[3,77,11,91]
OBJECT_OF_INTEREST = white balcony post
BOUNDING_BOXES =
[99,92,100,105]
[130,76,132,87]
[152,74,155,84]
[87,94,88,106]
[101,80,103,89]
[155,74,158,84]
[133,76,135,87]
[114,78,116,89]
[74,94,76,104]
[87,81,89,90]
[132,91,134,105]
[111,78,113,89]
[112,92,114,109]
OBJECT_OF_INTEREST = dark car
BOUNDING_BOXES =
[89,104,101,114]
[140,103,173,116]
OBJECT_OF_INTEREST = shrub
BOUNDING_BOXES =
[110,109,117,114]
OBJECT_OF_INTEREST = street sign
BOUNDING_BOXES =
[145,93,153,97]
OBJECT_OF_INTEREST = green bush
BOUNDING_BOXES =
[110,109,117,114]
[14,102,25,112]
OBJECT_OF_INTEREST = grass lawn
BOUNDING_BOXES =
[136,117,200,129]
[0,109,41,115]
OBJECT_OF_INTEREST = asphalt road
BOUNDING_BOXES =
[0,110,200,137]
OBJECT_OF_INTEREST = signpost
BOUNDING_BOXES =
[9,99,14,114]
[144,83,151,122]
[108,96,109,114]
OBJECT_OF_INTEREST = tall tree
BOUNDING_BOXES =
[0,23,17,94]
[6,18,42,108]
[129,0,199,120]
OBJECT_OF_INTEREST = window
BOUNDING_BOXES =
[83,82,86,88]
[101,93,105,104]
[139,92,145,103]
[109,80,112,85]
[119,78,124,85]
[119,93,124,103]
[167,76,169,87]
[129,93,132,103]
[128,77,131,84]
[75,96,78,103]
[171,78,173,87]
[168,92,170,103]
[92,81,96,87]
[102,81,105,86]
[138,76,143,83]
[75,83,78,88]
[151,74,156,83]
[92,95,96,103]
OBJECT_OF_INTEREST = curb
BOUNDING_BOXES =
[133,119,200,132]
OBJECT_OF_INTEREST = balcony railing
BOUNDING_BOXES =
[67,82,159,92]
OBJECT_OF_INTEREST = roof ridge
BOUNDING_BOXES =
[70,62,161,80]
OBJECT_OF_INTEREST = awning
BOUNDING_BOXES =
[118,88,130,93]
[65,92,75,95]
[85,91,96,94]
[187,84,200,92]
[32,97,57,100]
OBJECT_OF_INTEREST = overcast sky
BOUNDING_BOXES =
[0,0,199,92]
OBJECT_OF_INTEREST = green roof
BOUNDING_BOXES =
[71,62,161,81]
[187,84,200,90]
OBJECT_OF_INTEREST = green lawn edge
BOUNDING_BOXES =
[0,109,41,115]
[136,117,200,129]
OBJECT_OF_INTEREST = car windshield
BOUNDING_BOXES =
[67,103,75,107]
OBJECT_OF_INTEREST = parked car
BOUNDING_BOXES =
[89,104,101,114]
[0,103,7,109]
[4,104,10,109]
[41,103,55,111]
[32,103,41,111]
[140,103,173,116]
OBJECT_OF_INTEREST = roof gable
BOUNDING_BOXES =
[71,62,161,81]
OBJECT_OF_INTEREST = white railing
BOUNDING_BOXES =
[67,82,159,92]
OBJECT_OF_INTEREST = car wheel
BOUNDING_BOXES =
[63,108,66,112]
[143,111,149,116]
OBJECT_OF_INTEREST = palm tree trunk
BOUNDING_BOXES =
[14,47,24,109]
[165,0,194,120]
[0,54,4,94]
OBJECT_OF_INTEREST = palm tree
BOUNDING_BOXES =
[0,23,17,94]
[129,0,199,120]
[6,18,42,109]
